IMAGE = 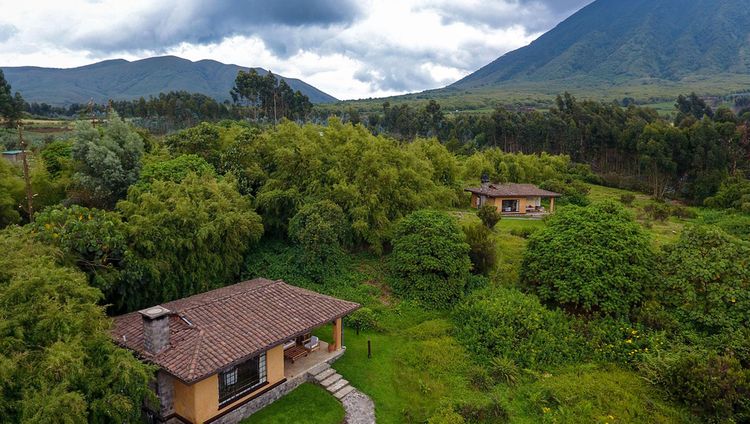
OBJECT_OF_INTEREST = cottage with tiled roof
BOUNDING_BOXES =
[112,278,360,424]
[465,175,562,215]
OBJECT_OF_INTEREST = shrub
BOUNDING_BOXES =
[540,179,590,206]
[138,154,214,186]
[619,193,636,206]
[521,202,655,316]
[704,177,750,213]
[489,357,520,386]
[639,348,750,421]
[509,227,537,239]
[347,307,378,333]
[454,397,509,423]
[643,201,671,221]
[427,406,466,424]
[468,366,494,391]
[477,204,501,229]
[462,223,497,276]
[584,317,665,365]
[653,225,750,334]
[390,210,471,308]
[453,288,586,369]
[670,204,696,219]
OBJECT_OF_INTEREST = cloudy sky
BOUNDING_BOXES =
[0,0,593,100]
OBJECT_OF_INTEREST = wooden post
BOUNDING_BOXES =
[367,340,371,359]
[550,197,555,213]
[17,124,33,222]
[331,317,342,351]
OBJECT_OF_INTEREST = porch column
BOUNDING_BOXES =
[550,197,555,213]
[332,317,342,351]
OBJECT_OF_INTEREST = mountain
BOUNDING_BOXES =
[449,0,750,101]
[2,56,337,105]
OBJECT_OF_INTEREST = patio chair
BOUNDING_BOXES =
[304,336,320,352]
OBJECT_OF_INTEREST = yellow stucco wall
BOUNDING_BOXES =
[172,344,285,423]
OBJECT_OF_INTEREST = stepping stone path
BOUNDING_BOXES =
[311,363,376,424]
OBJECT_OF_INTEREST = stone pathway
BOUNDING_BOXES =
[310,363,376,424]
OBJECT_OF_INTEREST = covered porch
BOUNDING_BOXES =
[282,317,345,379]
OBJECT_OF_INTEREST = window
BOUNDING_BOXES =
[502,199,519,212]
[218,353,267,405]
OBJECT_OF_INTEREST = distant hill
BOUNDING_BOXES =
[440,0,750,105]
[2,56,338,105]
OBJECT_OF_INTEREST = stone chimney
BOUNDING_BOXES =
[481,173,490,189]
[139,305,171,354]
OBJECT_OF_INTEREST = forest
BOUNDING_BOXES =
[1,67,750,423]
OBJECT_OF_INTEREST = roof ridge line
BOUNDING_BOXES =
[187,329,206,379]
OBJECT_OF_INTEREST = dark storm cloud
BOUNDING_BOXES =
[73,0,362,53]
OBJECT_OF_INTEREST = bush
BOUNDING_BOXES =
[462,223,497,276]
[347,307,378,333]
[521,202,655,316]
[652,225,750,334]
[639,348,750,421]
[489,357,520,386]
[477,204,501,229]
[539,179,590,206]
[619,193,636,206]
[390,210,471,308]
[453,288,586,369]
[454,397,509,423]
[704,177,750,213]
[643,201,671,221]
[427,406,466,424]
[509,227,537,239]
[670,204,696,219]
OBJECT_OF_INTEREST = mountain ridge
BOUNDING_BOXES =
[451,0,750,91]
[2,56,338,105]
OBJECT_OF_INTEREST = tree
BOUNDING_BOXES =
[0,227,154,422]
[0,70,24,126]
[477,204,501,229]
[0,159,24,227]
[71,112,144,208]
[32,205,130,309]
[463,222,497,276]
[138,154,214,186]
[521,202,655,316]
[288,200,348,281]
[117,173,264,307]
[164,122,222,168]
[389,210,471,308]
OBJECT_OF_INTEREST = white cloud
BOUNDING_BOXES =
[0,0,592,100]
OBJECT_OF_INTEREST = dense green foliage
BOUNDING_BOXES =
[476,204,501,229]
[32,205,129,304]
[0,159,23,226]
[288,200,348,281]
[231,69,313,121]
[0,69,24,126]
[652,226,750,334]
[522,202,654,315]
[138,153,214,186]
[390,210,471,308]
[453,288,585,369]
[462,223,497,276]
[117,173,264,307]
[0,228,154,423]
[71,112,144,208]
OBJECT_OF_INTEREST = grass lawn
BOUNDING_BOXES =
[240,383,345,424]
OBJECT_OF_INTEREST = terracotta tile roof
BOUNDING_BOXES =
[465,183,561,198]
[111,278,360,383]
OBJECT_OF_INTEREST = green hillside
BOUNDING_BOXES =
[346,0,750,110]
[1,56,338,105]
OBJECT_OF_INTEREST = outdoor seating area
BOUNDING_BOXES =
[284,340,344,379]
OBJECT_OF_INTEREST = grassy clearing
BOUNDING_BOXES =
[241,383,345,424]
